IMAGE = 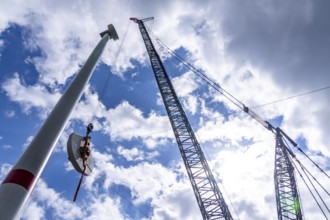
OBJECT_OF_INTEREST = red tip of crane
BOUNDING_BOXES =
[130,17,138,22]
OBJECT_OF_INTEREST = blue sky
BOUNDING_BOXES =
[0,1,330,219]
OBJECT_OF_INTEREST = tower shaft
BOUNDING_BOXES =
[0,25,118,220]
[274,129,303,220]
[132,18,233,220]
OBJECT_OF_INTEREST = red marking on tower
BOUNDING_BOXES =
[2,169,35,191]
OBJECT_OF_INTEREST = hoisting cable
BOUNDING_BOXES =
[300,164,330,214]
[283,139,330,215]
[205,85,330,120]
[147,27,244,109]
[72,22,131,202]
[146,26,275,133]
[147,26,330,114]
[251,86,330,109]
[73,123,93,201]
[278,128,330,182]
[146,26,330,182]
[291,157,329,219]
[90,20,131,123]
[223,84,330,119]
[284,143,330,198]
[298,161,330,198]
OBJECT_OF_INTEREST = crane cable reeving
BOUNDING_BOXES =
[151,27,330,216]
[291,153,330,198]
[300,164,330,215]
[145,25,330,182]
[146,24,330,217]
[291,158,329,219]
[283,139,330,213]
[146,26,245,109]
[284,139,330,198]
[217,84,330,119]
[282,137,330,216]
[251,85,330,109]
[148,27,275,132]
[89,20,131,124]
[71,22,131,201]
[278,128,330,182]
[147,25,330,112]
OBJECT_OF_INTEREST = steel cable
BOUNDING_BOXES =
[90,20,131,123]
[292,159,329,219]
[147,27,330,184]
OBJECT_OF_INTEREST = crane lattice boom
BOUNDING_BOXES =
[274,129,303,220]
[131,17,233,220]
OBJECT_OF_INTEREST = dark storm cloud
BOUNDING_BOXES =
[219,0,330,91]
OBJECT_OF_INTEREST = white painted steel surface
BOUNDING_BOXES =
[0,25,118,220]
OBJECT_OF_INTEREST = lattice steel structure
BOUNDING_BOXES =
[131,17,233,220]
[274,128,303,220]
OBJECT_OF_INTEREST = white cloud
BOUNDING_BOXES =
[117,145,158,162]
[82,150,201,218]
[172,71,198,97]
[212,142,276,219]
[0,1,329,219]
[196,99,271,149]
[23,180,84,220]
[183,95,199,115]
[105,162,177,204]
[22,201,45,220]
[136,0,330,159]
[117,146,144,161]
[69,84,106,131]
[1,144,12,150]
[0,0,149,86]
[150,177,201,220]
[85,196,125,220]
[102,101,173,148]
[4,110,15,118]
[59,149,204,219]
[2,73,61,116]
[20,178,129,220]
[0,163,12,181]
[170,71,200,115]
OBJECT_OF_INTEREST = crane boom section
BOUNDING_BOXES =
[274,129,303,220]
[133,18,233,220]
